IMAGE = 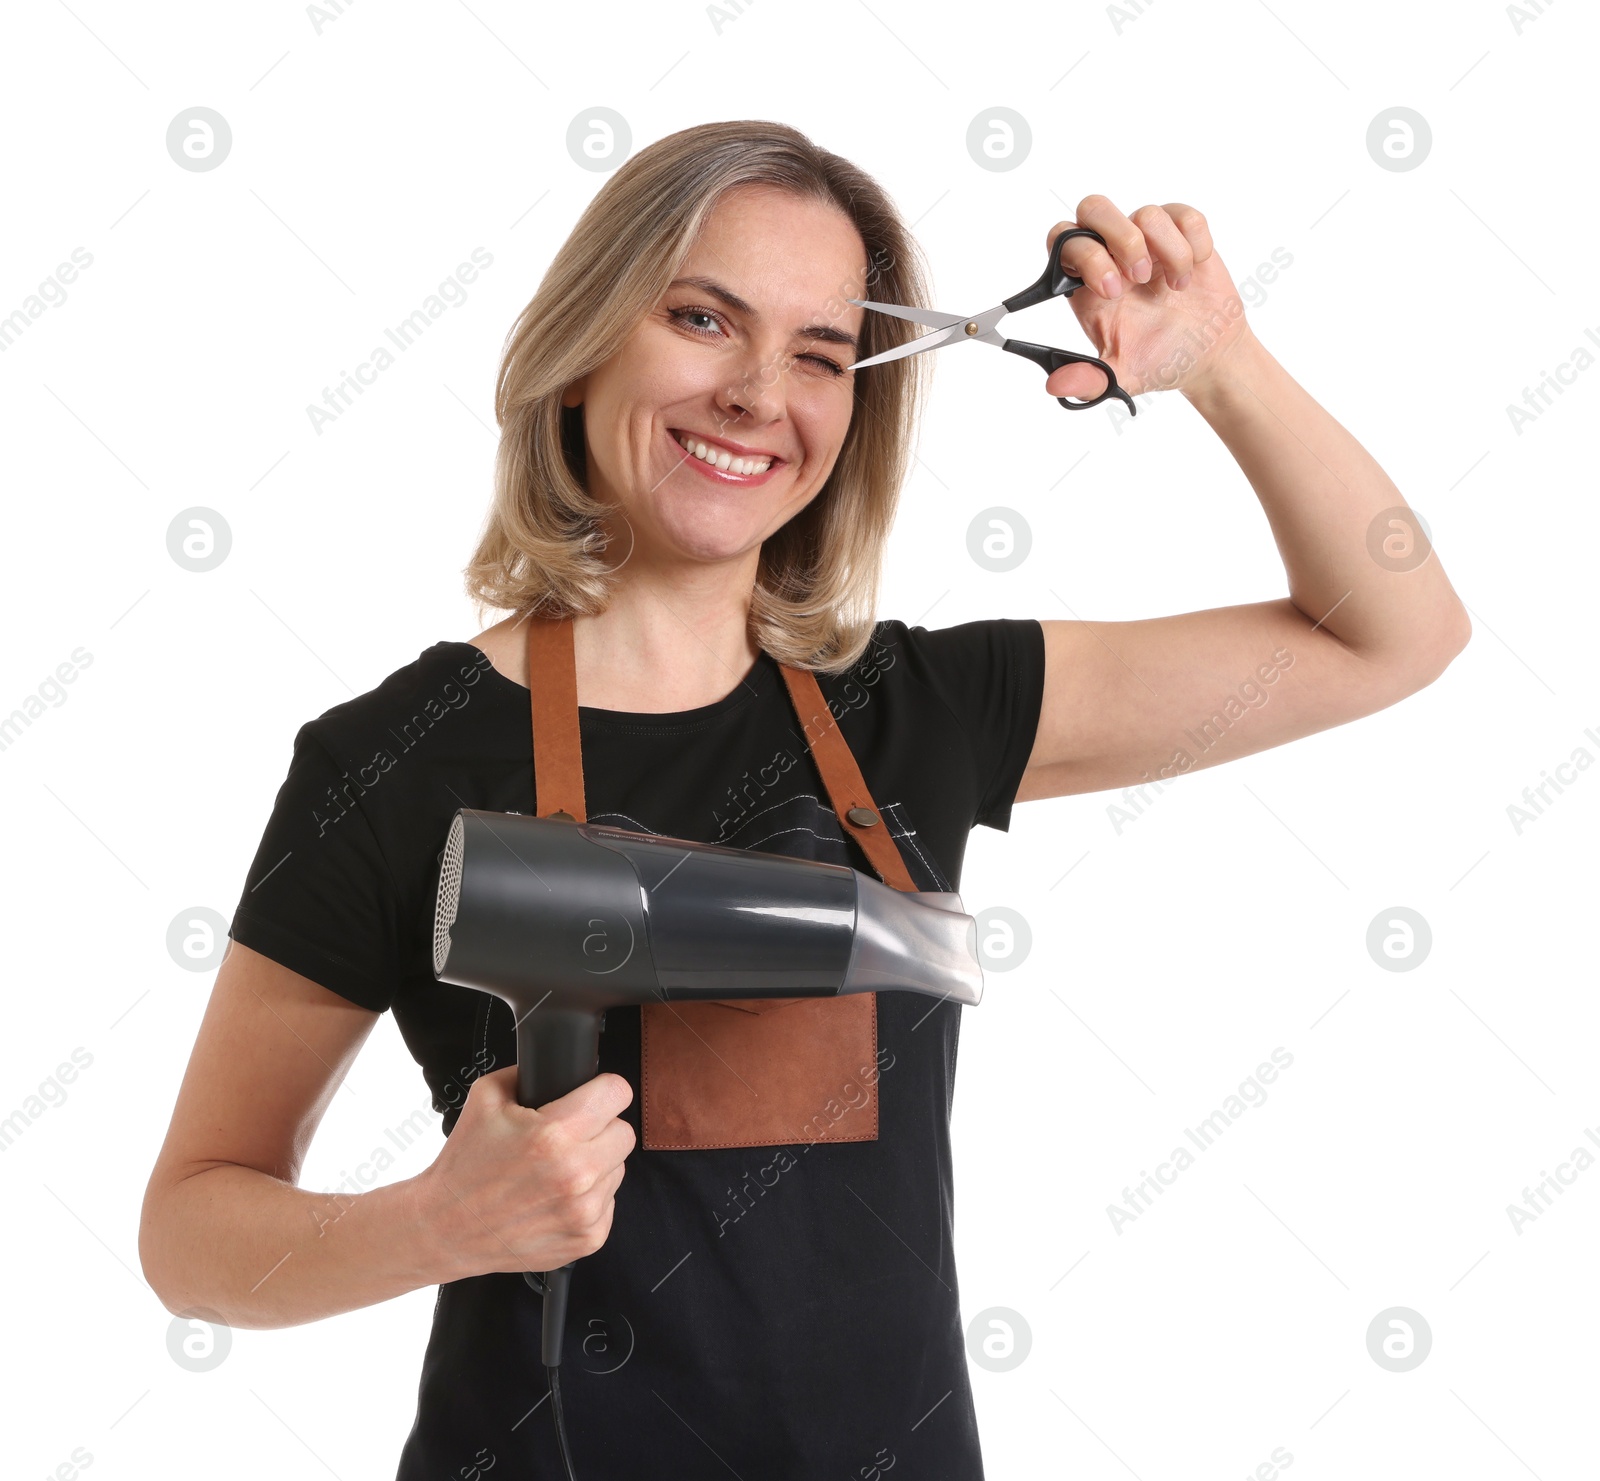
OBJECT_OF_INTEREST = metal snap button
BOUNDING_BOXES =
[846,806,878,827]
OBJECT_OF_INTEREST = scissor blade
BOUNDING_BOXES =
[847,298,967,331]
[845,322,963,372]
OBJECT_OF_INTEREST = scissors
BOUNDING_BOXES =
[846,227,1136,414]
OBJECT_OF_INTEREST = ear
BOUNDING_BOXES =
[560,378,586,409]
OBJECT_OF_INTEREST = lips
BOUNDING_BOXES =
[667,426,786,486]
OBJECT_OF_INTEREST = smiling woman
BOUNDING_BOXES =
[142,114,1470,1481]
[145,119,1047,1481]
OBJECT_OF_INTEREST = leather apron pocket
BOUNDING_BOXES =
[640,993,878,1150]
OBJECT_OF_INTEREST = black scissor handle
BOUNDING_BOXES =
[998,227,1136,413]
[1002,339,1136,414]
[1002,227,1109,313]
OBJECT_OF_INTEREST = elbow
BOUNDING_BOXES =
[139,1173,209,1319]
[1436,599,1472,657]
[137,1180,182,1316]
[1422,607,1473,683]
[138,1166,291,1331]
[1385,607,1472,693]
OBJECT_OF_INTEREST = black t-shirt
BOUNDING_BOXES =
[228,615,1046,1481]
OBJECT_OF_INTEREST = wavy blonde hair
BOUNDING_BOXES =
[463,119,932,674]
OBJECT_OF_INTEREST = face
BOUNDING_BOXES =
[561,184,869,576]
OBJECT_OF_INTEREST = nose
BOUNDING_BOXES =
[714,342,788,428]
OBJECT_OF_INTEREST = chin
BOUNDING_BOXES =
[651,504,770,561]
[672,533,762,564]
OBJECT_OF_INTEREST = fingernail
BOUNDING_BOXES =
[1174,272,1192,290]
[1100,271,1122,298]
[1131,257,1151,283]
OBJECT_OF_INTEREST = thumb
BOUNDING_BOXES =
[1045,362,1112,401]
[464,1062,521,1109]
[526,1070,635,1131]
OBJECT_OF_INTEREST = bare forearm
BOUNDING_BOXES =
[1183,328,1470,666]
[141,1163,450,1330]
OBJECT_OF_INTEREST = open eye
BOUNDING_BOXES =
[671,307,722,336]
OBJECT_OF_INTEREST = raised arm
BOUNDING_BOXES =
[1015,197,1469,803]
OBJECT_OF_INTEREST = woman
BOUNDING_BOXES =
[139,120,1470,1479]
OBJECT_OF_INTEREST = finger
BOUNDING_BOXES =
[1162,202,1214,266]
[1129,205,1195,289]
[1045,219,1123,300]
[595,1115,638,1166]
[1072,194,1151,287]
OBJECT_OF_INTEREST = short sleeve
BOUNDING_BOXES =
[904,617,1047,832]
[228,723,402,1012]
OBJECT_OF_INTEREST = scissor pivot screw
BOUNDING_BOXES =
[964,321,979,336]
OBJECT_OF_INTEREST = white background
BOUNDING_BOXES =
[2,1,1595,1477]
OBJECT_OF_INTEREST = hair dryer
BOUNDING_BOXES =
[430,809,984,1478]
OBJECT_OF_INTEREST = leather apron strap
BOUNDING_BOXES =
[774,666,915,892]
[526,614,585,824]
[524,612,915,892]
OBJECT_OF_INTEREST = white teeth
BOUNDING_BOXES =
[675,431,771,476]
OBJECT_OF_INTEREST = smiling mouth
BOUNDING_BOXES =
[670,429,779,477]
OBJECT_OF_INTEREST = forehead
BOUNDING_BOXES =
[680,184,870,304]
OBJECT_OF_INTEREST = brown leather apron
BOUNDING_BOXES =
[525,613,918,1152]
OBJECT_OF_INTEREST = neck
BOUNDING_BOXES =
[573,561,761,713]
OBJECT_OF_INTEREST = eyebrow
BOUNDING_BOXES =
[667,275,859,351]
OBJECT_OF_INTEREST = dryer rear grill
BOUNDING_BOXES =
[433,813,466,976]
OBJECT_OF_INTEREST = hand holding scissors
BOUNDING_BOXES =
[848,199,1241,411]
[846,227,1136,414]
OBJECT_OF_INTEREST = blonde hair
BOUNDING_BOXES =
[463,119,932,674]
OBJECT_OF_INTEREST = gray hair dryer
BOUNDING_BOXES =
[430,809,983,1478]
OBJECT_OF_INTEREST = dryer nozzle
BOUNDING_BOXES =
[843,875,982,1006]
